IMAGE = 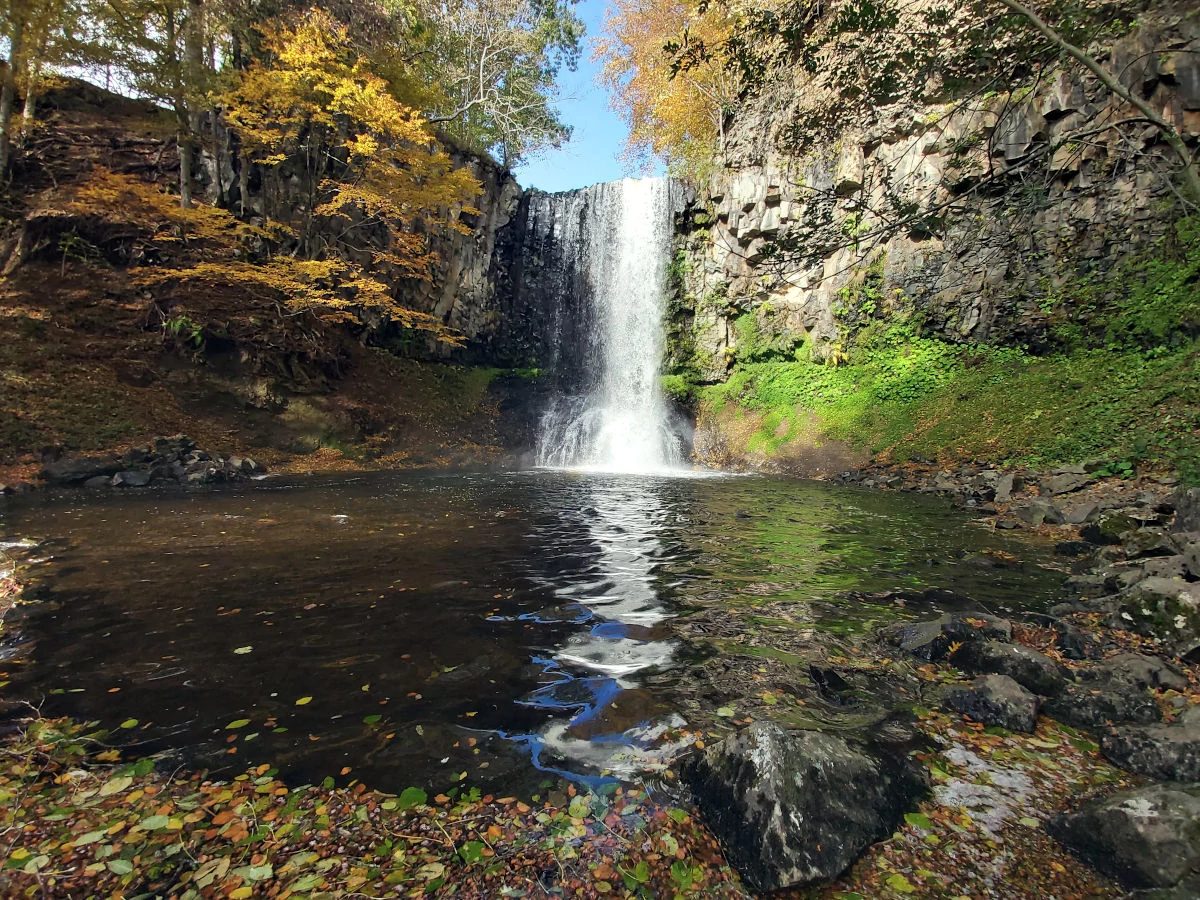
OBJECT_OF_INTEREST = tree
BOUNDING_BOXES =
[596,0,738,179]
[0,0,29,172]
[220,9,480,287]
[16,0,82,139]
[420,0,584,164]
[80,0,213,206]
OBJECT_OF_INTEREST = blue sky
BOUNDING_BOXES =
[511,0,662,193]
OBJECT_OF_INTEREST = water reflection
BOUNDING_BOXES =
[511,477,688,781]
[0,470,1069,793]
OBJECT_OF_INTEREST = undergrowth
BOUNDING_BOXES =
[696,216,1200,482]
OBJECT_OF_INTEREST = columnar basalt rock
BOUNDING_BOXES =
[673,11,1200,378]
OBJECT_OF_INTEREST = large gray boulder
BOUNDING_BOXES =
[1042,653,1179,732]
[1118,577,1200,658]
[947,674,1040,732]
[41,455,121,485]
[950,641,1071,696]
[685,722,927,893]
[1173,487,1200,532]
[1050,783,1200,889]
[1102,706,1200,781]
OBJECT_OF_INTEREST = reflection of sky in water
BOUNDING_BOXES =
[508,478,688,781]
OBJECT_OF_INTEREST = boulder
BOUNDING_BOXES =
[1173,487,1200,532]
[685,722,927,892]
[994,473,1016,503]
[950,641,1071,695]
[1089,653,1188,693]
[1014,499,1065,526]
[1043,473,1090,495]
[880,613,1012,661]
[1043,657,1165,731]
[1102,706,1200,781]
[1118,577,1200,658]
[1182,540,1200,579]
[1081,513,1140,545]
[1064,502,1099,525]
[946,674,1040,732]
[83,475,112,489]
[1050,783,1200,889]
[41,455,121,485]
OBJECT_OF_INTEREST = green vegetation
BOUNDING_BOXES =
[696,216,1200,482]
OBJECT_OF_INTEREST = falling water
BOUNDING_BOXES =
[532,178,686,473]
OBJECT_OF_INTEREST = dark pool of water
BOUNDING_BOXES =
[0,470,1066,794]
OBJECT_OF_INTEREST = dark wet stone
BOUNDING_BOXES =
[808,665,852,704]
[1054,621,1102,661]
[685,721,927,892]
[1089,653,1189,693]
[1049,783,1200,889]
[950,641,1071,696]
[1054,540,1094,557]
[946,674,1040,732]
[1043,674,1162,732]
[1102,706,1200,781]
[42,455,121,485]
[880,613,1012,662]
[82,475,112,489]
[112,470,151,488]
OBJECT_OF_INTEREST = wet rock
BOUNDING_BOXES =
[1043,670,1163,732]
[1091,653,1189,693]
[1102,706,1200,781]
[1081,513,1140,545]
[947,674,1040,732]
[950,641,1071,696]
[1124,528,1176,560]
[41,455,121,485]
[83,475,112,489]
[685,722,927,892]
[112,470,151,488]
[880,613,1012,661]
[1044,473,1090,495]
[1054,621,1102,660]
[1049,783,1200,889]
[1173,487,1200,532]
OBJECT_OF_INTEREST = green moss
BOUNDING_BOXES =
[702,327,1200,481]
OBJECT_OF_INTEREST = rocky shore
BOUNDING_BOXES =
[673,473,1200,896]
[0,434,265,495]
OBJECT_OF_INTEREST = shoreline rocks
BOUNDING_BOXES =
[31,435,263,492]
[684,721,927,893]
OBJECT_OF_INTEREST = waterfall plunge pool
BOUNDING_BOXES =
[0,470,1067,795]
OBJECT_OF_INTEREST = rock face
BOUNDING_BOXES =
[1050,783,1200,889]
[674,11,1200,384]
[685,722,926,893]
[947,674,1041,732]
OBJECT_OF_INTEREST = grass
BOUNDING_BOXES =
[700,332,1200,481]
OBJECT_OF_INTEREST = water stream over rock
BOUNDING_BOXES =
[531,178,687,472]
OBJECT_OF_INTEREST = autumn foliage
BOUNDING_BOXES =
[596,0,738,178]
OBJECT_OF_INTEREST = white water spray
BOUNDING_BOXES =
[533,178,685,473]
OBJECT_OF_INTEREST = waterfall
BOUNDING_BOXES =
[531,178,686,473]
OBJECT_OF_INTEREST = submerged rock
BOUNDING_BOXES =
[685,721,926,892]
[1050,783,1200,889]
[950,641,1070,696]
[1102,706,1200,781]
[947,674,1040,732]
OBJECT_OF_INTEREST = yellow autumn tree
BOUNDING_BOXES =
[221,9,480,279]
[596,0,739,179]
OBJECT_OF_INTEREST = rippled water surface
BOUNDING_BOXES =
[1,471,1066,792]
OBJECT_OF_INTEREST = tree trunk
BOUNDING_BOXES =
[20,59,41,140]
[239,150,250,217]
[179,129,194,209]
[0,14,27,173]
